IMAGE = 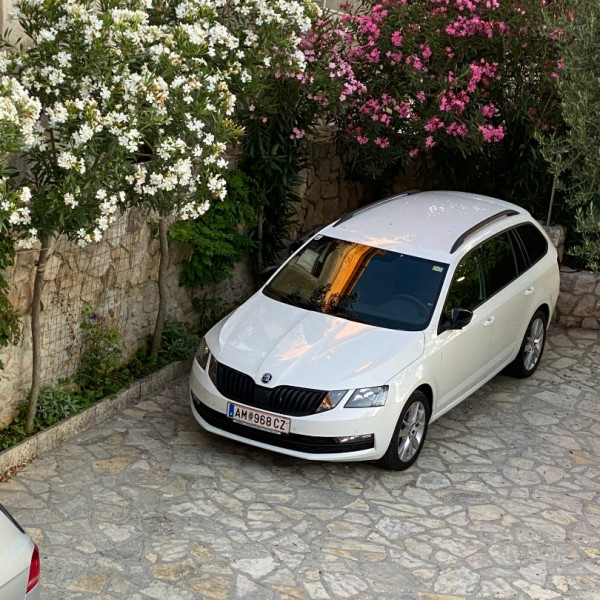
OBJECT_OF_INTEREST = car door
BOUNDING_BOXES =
[434,247,500,411]
[477,231,528,370]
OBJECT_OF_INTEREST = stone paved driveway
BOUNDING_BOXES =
[1,327,599,600]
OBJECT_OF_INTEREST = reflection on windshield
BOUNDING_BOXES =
[263,236,448,331]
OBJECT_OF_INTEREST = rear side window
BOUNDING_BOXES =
[479,232,518,296]
[508,229,528,274]
[515,223,548,266]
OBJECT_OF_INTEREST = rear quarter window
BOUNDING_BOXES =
[515,223,548,266]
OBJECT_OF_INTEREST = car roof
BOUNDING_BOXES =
[321,190,530,263]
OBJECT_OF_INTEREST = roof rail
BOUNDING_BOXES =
[332,190,420,228]
[450,209,519,253]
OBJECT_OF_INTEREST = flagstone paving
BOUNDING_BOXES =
[1,326,599,599]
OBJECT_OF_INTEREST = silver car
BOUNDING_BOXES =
[0,504,40,599]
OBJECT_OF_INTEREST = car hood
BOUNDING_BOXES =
[207,293,425,391]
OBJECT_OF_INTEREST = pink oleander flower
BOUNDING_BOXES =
[446,122,468,138]
[375,136,390,148]
[478,124,505,142]
[386,50,404,65]
[425,116,444,132]
[395,101,412,118]
[481,103,495,118]
[440,89,470,113]
[291,127,305,140]
[391,30,403,47]
[425,135,436,148]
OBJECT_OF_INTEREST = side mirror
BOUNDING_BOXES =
[440,308,473,332]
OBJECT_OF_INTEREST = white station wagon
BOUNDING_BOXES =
[190,191,560,470]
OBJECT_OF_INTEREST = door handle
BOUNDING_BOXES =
[484,316,495,327]
[524,287,535,296]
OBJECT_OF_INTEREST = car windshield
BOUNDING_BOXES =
[263,235,448,331]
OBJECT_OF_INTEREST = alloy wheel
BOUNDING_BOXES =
[523,316,545,372]
[397,400,427,462]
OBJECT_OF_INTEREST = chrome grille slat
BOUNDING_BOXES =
[214,362,327,416]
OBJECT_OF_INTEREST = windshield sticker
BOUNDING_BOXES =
[432,265,444,273]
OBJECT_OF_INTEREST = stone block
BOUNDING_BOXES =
[559,271,576,292]
[316,158,331,181]
[305,180,322,206]
[331,155,341,173]
[572,271,600,295]
[573,294,597,317]
[581,317,600,330]
[556,292,578,316]
[322,180,339,200]
[558,315,582,328]
[43,254,62,281]
[0,437,37,478]
[295,180,308,200]
[8,280,32,315]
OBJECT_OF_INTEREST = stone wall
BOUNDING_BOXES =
[292,128,372,238]
[0,210,257,425]
[0,141,369,425]
[555,270,600,330]
[544,225,600,330]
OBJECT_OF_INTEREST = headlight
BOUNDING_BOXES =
[345,386,388,408]
[195,337,210,370]
[208,354,218,385]
[316,390,348,413]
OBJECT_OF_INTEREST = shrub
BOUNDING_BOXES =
[316,0,563,211]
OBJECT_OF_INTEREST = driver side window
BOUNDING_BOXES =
[443,250,484,321]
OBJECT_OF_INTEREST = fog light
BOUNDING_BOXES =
[335,433,374,444]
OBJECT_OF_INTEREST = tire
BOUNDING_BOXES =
[505,310,547,378]
[379,390,430,471]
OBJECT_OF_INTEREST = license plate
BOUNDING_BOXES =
[227,402,290,434]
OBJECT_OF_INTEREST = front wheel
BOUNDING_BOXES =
[505,310,547,378]
[379,390,430,471]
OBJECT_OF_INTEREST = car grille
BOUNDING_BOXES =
[214,361,328,416]
[191,392,374,454]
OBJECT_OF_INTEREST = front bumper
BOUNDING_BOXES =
[189,358,399,463]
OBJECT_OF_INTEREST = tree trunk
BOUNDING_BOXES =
[26,241,49,434]
[151,215,169,357]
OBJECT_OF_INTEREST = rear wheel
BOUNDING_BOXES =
[379,390,430,471]
[505,310,547,378]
